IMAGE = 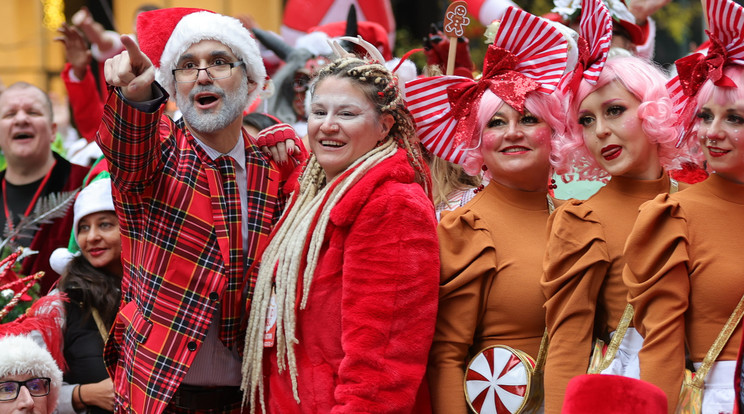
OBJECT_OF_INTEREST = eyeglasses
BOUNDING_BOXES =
[0,378,51,401]
[172,61,245,83]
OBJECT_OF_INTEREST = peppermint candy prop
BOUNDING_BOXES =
[465,345,538,414]
[404,6,569,164]
[668,0,744,147]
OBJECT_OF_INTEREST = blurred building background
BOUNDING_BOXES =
[0,0,282,97]
[0,0,730,99]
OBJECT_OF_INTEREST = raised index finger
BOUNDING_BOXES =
[121,34,151,72]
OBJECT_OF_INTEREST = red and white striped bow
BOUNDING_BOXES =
[405,6,568,164]
[670,0,744,147]
[579,0,613,84]
[559,0,613,95]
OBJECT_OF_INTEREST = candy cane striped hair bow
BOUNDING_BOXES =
[404,7,568,165]
[559,0,613,94]
[669,0,744,147]
[579,0,613,83]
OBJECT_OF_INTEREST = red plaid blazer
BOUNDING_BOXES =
[97,87,290,414]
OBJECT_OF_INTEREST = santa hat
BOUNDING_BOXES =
[562,375,667,413]
[0,335,62,412]
[72,177,114,244]
[49,177,114,275]
[0,295,65,413]
[136,7,271,104]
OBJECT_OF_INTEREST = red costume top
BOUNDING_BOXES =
[281,0,395,48]
[61,63,104,142]
[265,149,440,413]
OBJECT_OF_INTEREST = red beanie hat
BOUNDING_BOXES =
[562,375,667,414]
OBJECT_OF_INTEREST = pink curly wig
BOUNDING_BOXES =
[553,56,683,181]
[461,89,570,180]
[694,65,744,109]
[690,65,744,143]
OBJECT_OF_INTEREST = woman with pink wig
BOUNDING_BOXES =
[405,7,572,413]
[540,0,696,411]
[623,0,744,411]
[541,54,692,414]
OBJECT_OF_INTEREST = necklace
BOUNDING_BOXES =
[2,161,57,235]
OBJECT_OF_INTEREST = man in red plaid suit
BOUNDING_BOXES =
[97,8,304,413]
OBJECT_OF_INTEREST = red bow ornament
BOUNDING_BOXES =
[445,47,540,149]
[676,34,736,97]
[669,0,744,147]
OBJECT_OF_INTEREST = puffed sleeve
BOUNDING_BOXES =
[332,184,440,414]
[623,194,690,413]
[541,201,610,414]
[428,209,495,414]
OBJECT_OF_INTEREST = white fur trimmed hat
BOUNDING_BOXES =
[136,7,271,104]
[49,177,114,275]
[0,335,62,412]
[72,177,114,244]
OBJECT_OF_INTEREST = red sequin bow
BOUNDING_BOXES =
[669,0,744,147]
[676,33,736,97]
[448,46,540,122]
[441,46,544,150]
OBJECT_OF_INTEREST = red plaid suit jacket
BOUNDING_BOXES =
[97,87,290,413]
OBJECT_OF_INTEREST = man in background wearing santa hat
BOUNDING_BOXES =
[98,7,304,413]
[0,296,65,414]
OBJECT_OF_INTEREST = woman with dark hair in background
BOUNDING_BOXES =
[51,177,120,414]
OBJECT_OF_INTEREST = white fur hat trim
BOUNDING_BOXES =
[49,247,80,275]
[72,178,115,245]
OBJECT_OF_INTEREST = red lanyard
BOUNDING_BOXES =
[2,161,57,233]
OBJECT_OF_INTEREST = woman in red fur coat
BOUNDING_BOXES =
[241,39,440,414]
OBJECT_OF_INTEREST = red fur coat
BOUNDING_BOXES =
[265,149,440,413]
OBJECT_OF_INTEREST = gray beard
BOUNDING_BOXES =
[177,77,249,134]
